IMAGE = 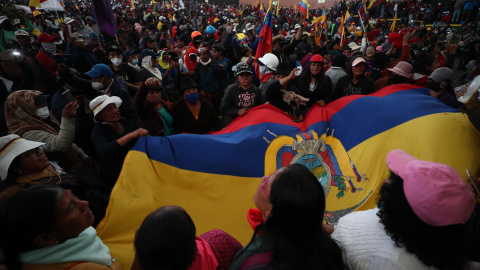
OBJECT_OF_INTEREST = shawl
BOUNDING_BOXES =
[5,90,60,136]
[142,56,163,81]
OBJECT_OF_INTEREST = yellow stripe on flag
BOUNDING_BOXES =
[349,112,480,211]
[97,151,259,268]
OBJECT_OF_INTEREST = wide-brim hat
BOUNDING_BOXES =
[64,17,75,24]
[348,42,361,51]
[89,95,122,122]
[387,61,413,79]
[0,135,45,181]
[179,76,198,93]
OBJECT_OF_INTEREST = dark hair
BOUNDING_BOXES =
[0,186,60,269]
[412,53,436,75]
[248,164,344,269]
[134,206,197,270]
[377,171,467,270]
[297,60,326,96]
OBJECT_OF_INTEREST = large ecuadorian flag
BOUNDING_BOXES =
[97,84,480,268]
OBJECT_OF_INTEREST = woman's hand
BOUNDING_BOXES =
[289,68,301,80]
[130,128,149,139]
[62,101,79,118]
[238,108,247,116]
[317,100,326,106]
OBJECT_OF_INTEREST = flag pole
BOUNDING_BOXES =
[358,11,366,33]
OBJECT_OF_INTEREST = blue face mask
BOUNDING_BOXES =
[131,59,139,65]
[185,92,199,104]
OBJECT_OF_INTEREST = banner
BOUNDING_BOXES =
[34,0,64,11]
[97,85,480,268]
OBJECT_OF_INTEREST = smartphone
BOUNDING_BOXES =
[466,169,480,195]
[61,89,75,103]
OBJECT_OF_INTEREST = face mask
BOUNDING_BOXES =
[259,66,268,75]
[131,59,139,65]
[426,81,442,92]
[390,74,404,84]
[36,106,50,120]
[185,92,200,104]
[110,57,122,66]
[92,77,105,91]
[42,42,57,54]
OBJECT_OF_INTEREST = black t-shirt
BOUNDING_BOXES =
[331,75,375,102]
[109,63,142,85]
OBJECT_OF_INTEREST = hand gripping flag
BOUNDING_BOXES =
[97,84,480,268]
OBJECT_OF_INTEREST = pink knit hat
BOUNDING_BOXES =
[386,149,475,226]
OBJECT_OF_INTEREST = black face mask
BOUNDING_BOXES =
[390,74,404,84]
[426,81,442,92]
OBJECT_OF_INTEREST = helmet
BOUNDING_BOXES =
[310,54,325,63]
[191,31,202,39]
[33,11,42,17]
[258,53,279,71]
[206,25,216,34]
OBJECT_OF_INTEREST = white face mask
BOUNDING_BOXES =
[42,42,57,54]
[36,106,50,120]
[110,57,122,66]
[131,59,139,65]
[92,76,105,91]
[259,66,269,75]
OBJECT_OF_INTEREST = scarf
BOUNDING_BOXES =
[158,51,170,70]
[20,227,113,266]
[247,208,264,231]
[200,58,211,66]
[142,56,163,81]
[5,90,60,136]
[185,47,198,71]
[261,72,274,83]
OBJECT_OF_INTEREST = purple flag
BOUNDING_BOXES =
[91,0,117,37]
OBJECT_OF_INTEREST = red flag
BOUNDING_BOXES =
[254,1,273,77]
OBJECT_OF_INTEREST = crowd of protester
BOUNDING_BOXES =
[0,0,480,268]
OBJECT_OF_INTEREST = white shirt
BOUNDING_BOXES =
[331,209,436,270]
